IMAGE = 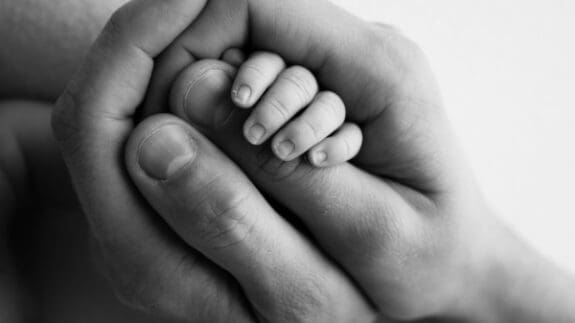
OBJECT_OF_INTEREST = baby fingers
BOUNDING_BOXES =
[271,91,346,161]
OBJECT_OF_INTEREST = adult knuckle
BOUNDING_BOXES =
[367,22,427,67]
[367,22,402,49]
[194,180,256,250]
[106,7,129,39]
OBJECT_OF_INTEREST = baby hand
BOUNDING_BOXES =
[222,49,362,167]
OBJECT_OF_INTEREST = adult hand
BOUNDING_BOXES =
[141,0,575,322]
[142,0,483,319]
[53,0,575,322]
[52,0,376,322]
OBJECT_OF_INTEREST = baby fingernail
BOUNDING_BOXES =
[275,140,295,160]
[246,123,266,144]
[233,85,251,106]
[312,151,327,165]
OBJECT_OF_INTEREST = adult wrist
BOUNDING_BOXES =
[465,215,575,323]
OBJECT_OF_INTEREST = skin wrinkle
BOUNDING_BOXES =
[158,149,259,255]
[2,1,378,322]
[160,153,354,322]
[250,0,331,74]
[277,67,317,106]
[162,174,220,232]
[160,33,456,316]
[28,0,573,321]
[204,188,256,251]
[147,208,253,318]
[297,115,323,143]
[266,96,292,122]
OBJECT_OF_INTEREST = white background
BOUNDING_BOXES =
[334,0,575,273]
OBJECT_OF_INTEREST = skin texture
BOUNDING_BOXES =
[226,50,362,166]
[1,0,574,322]
[53,1,375,321]
[52,0,575,322]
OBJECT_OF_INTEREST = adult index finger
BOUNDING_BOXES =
[50,1,255,320]
[52,0,206,255]
[142,0,381,121]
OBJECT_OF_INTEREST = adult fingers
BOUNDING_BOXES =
[171,61,425,310]
[141,0,248,116]
[125,114,376,323]
[142,0,385,120]
[142,0,454,194]
[49,0,256,320]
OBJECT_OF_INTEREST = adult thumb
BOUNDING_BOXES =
[170,60,420,306]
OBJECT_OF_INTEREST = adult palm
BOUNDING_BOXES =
[145,0,488,320]
[54,0,500,321]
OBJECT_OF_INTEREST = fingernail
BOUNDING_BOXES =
[311,151,327,165]
[182,68,232,128]
[246,123,266,144]
[275,140,295,160]
[233,85,251,106]
[138,124,196,180]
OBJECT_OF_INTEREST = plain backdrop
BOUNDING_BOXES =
[332,0,575,274]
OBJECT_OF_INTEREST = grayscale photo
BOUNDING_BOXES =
[1,0,574,322]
